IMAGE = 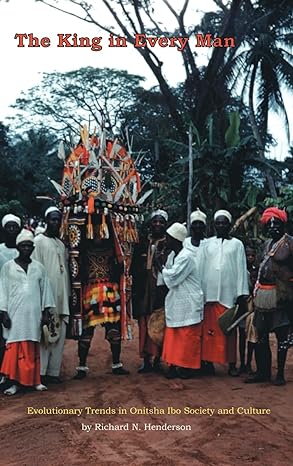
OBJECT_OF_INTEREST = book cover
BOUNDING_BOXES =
[0,1,292,466]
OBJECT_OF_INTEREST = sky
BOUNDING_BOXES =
[0,0,291,160]
[0,0,206,112]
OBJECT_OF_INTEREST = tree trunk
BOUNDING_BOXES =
[187,124,193,230]
[248,64,277,198]
[193,0,242,131]
[140,49,187,141]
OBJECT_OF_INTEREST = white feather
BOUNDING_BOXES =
[48,178,65,195]
[114,184,126,203]
[88,149,97,165]
[137,189,153,205]
[57,141,65,160]
[131,181,138,203]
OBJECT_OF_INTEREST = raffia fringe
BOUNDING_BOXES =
[254,287,277,312]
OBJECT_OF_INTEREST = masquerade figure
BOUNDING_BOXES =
[200,210,249,377]
[131,210,169,373]
[0,230,54,395]
[32,207,70,385]
[245,208,293,386]
[74,224,130,379]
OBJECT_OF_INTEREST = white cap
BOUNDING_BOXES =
[44,206,61,219]
[16,229,35,245]
[2,214,21,229]
[166,223,187,242]
[190,208,207,225]
[214,209,232,223]
[151,209,168,222]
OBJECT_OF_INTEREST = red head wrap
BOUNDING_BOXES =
[260,207,288,225]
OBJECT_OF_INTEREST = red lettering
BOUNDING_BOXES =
[40,37,51,48]
[14,33,51,48]
[195,34,212,47]
[14,33,28,47]
[158,37,168,47]
[134,34,147,48]
[146,37,158,47]
[57,34,72,47]
[224,37,235,48]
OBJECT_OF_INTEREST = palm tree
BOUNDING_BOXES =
[225,0,293,197]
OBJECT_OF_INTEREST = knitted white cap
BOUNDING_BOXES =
[1,214,21,228]
[16,229,34,245]
[151,209,168,222]
[44,206,61,218]
[190,208,207,225]
[214,209,232,223]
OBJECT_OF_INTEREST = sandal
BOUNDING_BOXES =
[0,375,7,385]
[35,384,48,391]
[4,384,20,396]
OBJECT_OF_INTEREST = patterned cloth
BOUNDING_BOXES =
[83,281,121,327]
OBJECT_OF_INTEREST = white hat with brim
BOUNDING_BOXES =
[166,222,187,242]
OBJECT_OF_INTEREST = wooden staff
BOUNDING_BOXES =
[230,207,258,233]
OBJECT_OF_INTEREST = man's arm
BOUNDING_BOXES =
[0,311,11,329]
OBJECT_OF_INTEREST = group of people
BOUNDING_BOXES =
[0,204,292,396]
[132,207,293,385]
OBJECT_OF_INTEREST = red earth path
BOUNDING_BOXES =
[0,327,292,466]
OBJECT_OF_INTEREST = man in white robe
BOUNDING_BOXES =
[32,207,70,384]
[161,223,204,378]
[0,214,21,270]
[201,210,249,375]
[0,213,21,380]
[184,208,207,256]
[0,229,55,395]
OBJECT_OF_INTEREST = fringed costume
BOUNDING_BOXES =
[48,125,146,377]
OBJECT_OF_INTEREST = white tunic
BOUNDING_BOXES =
[183,237,206,256]
[32,234,70,317]
[0,259,55,343]
[183,237,206,284]
[201,236,249,308]
[0,243,18,271]
[162,249,204,328]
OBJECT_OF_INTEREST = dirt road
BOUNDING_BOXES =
[1,327,292,466]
